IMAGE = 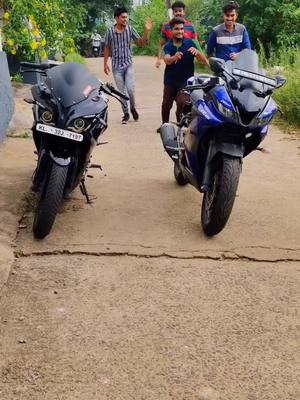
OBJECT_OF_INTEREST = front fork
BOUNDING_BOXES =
[201,140,244,193]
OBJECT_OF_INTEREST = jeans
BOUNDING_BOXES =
[113,64,136,115]
[161,85,188,123]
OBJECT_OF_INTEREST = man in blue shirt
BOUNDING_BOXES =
[161,17,208,125]
[207,1,251,61]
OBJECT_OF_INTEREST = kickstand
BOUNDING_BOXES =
[90,163,102,171]
[80,179,93,204]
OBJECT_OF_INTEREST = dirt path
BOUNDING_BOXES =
[0,57,299,400]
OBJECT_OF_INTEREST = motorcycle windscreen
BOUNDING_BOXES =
[45,62,100,108]
[224,49,271,92]
[224,49,270,123]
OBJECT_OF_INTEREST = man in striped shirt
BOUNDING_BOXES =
[207,1,251,61]
[155,1,198,69]
[104,7,153,124]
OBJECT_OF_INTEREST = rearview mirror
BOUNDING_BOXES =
[209,57,226,74]
[275,75,286,88]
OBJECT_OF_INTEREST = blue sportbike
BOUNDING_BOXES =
[160,49,286,236]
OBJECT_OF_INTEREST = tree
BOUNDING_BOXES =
[74,0,132,32]
[2,0,86,60]
[186,0,300,49]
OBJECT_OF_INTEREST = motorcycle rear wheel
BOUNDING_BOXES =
[201,155,241,236]
[33,162,68,239]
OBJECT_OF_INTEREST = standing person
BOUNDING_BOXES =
[104,7,153,124]
[160,17,208,128]
[91,31,102,56]
[207,1,251,61]
[155,1,198,69]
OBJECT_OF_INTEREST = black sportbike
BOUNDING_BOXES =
[20,61,128,239]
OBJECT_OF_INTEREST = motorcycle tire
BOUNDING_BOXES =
[201,155,241,237]
[174,161,189,186]
[33,162,68,239]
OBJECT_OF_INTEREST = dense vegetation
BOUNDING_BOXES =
[2,0,86,61]
[2,0,300,125]
[132,0,300,126]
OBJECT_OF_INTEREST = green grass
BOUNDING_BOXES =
[11,73,24,83]
[64,52,86,64]
[258,44,300,127]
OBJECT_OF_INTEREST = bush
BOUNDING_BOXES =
[270,48,300,127]
[131,0,169,56]
[3,0,86,61]
[258,44,300,126]
[185,0,300,52]
[64,52,86,65]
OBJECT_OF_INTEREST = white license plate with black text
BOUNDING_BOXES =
[36,123,83,142]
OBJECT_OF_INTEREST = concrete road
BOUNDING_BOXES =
[0,57,299,400]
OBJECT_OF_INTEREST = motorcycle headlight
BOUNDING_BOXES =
[41,110,54,123]
[216,101,236,120]
[73,118,86,132]
[255,116,271,126]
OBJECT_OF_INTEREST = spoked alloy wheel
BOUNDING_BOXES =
[33,162,68,239]
[201,155,241,236]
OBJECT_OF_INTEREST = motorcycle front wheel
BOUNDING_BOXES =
[33,162,68,239]
[201,155,241,236]
[174,161,189,186]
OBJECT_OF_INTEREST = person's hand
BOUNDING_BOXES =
[144,18,153,32]
[104,63,110,76]
[188,47,200,57]
[174,51,183,63]
[230,52,238,60]
[155,59,162,69]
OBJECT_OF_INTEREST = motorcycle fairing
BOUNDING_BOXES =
[213,86,236,112]
[45,62,100,108]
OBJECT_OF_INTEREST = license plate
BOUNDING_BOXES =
[36,123,83,142]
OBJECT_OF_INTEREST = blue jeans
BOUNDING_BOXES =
[113,64,136,115]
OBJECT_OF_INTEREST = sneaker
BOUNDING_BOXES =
[122,113,130,124]
[130,108,139,121]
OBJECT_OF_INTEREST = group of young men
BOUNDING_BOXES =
[103,1,251,126]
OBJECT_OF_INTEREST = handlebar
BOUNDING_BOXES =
[20,61,58,76]
[184,84,208,91]
[20,61,52,70]
[99,82,129,101]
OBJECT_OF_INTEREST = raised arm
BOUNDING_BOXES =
[134,18,153,47]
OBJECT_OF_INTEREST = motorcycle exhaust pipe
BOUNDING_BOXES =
[160,123,179,159]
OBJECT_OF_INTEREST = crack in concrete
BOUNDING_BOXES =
[13,248,300,263]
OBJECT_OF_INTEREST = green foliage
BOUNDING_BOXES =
[3,0,86,61]
[11,73,23,83]
[131,0,168,56]
[185,0,300,51]
[74,0,132,32]
[186,0,300,127]
[264,47,300,127]
[64,52,86,65]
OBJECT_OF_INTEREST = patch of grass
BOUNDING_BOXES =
[7,129,32,139]
[64,52,86,64]
[258,44,300,127]
[11,73,24,83]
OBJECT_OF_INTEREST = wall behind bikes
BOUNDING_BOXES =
[0,52,14,143]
